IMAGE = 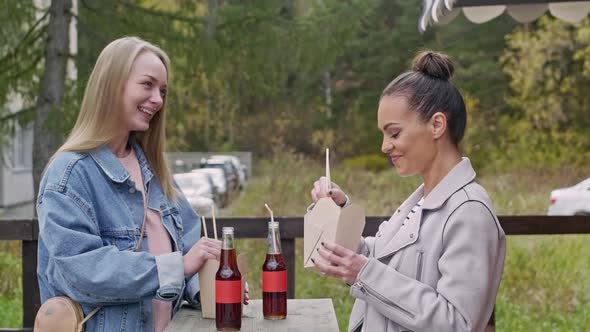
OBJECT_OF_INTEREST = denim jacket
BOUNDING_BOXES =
[37,142,202,332]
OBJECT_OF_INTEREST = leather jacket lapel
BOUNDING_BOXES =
[376,208,422,260]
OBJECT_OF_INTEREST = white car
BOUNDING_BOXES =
[191,168,229,207]
[208,155,248,190]
[547,177,590,216]
[173,173,215,200]
[173,173,218,216]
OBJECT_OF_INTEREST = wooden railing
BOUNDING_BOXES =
[1,215,590,332]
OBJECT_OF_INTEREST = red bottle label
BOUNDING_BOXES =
[262,270,287,292]
[216,280,242,303]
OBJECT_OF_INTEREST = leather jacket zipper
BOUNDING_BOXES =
[355,281,416,319]
[350,319,364,332]
[416,251,424,282]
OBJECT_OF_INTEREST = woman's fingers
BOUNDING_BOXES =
[312,258,341,278]
[243,281,249,305]
[327,188,347,206]
[321,241,353,257]
[311,177,347,205]
[317,243,345,266]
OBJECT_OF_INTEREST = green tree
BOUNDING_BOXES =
[500,16,590,169]
[0,1,46,148]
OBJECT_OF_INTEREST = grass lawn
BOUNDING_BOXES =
[0,241,22,327]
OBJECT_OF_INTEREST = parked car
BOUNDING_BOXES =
[185,171,221,207]
[209,155,248,190]
[547,177,590,215]
[200,159,239,191]
[191,168,230,207]
[173,173,218,216]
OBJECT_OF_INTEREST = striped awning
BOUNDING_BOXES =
[419,0,590,32]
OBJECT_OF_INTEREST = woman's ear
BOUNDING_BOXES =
[430,112,447,140]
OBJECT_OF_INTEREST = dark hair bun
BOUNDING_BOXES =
[411,50,454,80]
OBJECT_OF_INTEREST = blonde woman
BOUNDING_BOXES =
[310,51,506,332]
[37,37,225,331]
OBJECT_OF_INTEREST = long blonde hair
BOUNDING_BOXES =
[53,36,176,201]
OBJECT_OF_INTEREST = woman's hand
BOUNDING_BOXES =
[312,241,368,285]
[310,176,347,206]
[243,281,249,305]
[183,237,221,276]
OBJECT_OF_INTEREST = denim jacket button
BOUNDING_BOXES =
[129,187,136,194]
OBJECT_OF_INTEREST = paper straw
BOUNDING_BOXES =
[265,203,278,253]
[325,148,331,191]
[211,205,218,240]
[201,215,208,238]
[264,203,275,223]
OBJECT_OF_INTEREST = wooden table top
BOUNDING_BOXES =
[165,298,340,332]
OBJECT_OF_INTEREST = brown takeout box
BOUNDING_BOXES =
[198,253,248,319]
[304,197,365,272]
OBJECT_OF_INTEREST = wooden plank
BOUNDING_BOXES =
[164,299,339,332]
[365,215,590,236]
[203,217,304,239]
[2,215,589,241]
[499,215,590,235]
[0,219,36,241]
[457,0,575,6]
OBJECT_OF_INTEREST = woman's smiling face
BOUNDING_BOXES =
[120,51,168,134]
[377,95,436,177]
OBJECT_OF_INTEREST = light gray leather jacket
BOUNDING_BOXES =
[349,158,506,332]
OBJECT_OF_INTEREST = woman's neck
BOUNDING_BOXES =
[108,133,131,158]
[421,148,462,198]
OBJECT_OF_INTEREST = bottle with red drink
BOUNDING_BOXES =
[262,221,287,319]
[216,227,242,331]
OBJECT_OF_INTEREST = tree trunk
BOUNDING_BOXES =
[32,0,73,201]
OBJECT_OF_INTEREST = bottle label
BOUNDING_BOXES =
[262,270,287,292]
[215,280,242,303]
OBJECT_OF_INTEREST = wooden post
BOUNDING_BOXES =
[22,239,39,327]
[282,238,295,299]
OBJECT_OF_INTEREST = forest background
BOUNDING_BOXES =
[0,0,589,331]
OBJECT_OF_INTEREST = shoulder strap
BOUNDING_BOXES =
[136,182,150,251]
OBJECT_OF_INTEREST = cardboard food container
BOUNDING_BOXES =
[199,254,248,319]
[303,197,365,272]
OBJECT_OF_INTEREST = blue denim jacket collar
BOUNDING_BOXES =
[89,140,154,186]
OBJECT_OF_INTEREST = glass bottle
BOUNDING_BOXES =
[215,227,242,331]
[262,221,287,319]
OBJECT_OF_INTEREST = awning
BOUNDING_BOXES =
[419,0,590,32]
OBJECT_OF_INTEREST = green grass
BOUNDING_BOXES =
[0,241,22,327]
[1,154,589,330]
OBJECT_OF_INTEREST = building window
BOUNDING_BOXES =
[11,125,33,170]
